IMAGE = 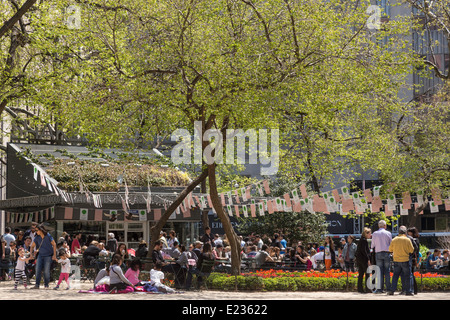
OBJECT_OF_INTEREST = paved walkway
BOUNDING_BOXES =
[0,280,449,300]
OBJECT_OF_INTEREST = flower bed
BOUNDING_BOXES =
[205,269,450,292]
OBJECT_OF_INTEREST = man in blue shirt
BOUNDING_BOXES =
[371,220,392,293]
[30,224,57,289]
[280,235,287,256]
[426,249,442,270]
[2,227,15,249]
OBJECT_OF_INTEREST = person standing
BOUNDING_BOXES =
[407,227,420,295]
[54,251,71,290]
[355,228,372,293]
[387,226,414,296]
[323,236,336,270]
[13,247,31,290]
[342,235,357,272]
[71,233,82,254]
[30,224,57,289]
[201,227,215,247]
[371,220,392,293]
[24,223,37,244]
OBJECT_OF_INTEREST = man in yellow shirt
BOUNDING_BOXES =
[387,226,414,296]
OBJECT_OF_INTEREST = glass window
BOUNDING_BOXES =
[435,217,447,231]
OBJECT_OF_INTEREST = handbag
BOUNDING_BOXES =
[34,235,45,259]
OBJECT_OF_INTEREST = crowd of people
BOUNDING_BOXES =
[1,221,449,294]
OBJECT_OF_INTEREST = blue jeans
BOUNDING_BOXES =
[35,255,53,288]
[375,252,391,291]
[391,261,411,293]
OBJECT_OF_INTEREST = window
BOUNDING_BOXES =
[435,217,447,231]
[421,217,435,231]
[376,0,390,17]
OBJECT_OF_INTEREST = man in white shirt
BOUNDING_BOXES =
[214,234,223,247]
[2,227,15,249]
[371,220,392,293]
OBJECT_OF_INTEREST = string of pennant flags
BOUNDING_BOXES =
[28,163,450,223]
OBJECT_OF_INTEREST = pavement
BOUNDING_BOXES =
[0,279,449,301]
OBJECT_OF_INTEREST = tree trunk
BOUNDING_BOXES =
[0,0,37,39]
[148,168,208,250]
[207,163,241,275]
[407,201,428,228]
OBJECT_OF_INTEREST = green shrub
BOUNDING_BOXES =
[204,272,450,292]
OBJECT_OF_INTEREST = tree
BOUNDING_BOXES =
[40,0,427,275]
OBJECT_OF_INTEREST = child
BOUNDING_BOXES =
[124,258,142,286]
[14,247,30,290]
[54,251,71,290]
[149,261,175,293]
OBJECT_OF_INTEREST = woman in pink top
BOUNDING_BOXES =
[124,259,143,286]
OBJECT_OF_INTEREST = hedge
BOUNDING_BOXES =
[205,273,450,292]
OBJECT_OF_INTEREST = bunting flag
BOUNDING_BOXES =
[414,203,424,215]
[402,191,412,208]
[207,194,213,208]
[416,190,424,206]
[153,208,162,221]
[242,205,248,217]
[183,206,191,218]
[341,186,351,200]
[293,200,302,213]
[313,195,327,213]
[275,197,282,211]
[400,204,409,216]
[364,189,373,203]
[256,182,264,196]
[373,185,382,197]
[262,180,270,194]
[234,190,240,204]
[64,207,73,220]
[284,193,292,208]
[431,188,443,205]
[40,173,47,187]
[258,202,265,216]
[250,204,256,217]
[385,206,394,216]
[342,198,354,213]
[226,205,233,217]
[430,201,439,213]
[146,186,152,213]
[227,191,233,205]
[245,187,251,200]
[267,200,274,214]
[332,189,341,203]
[387,194,397,211]
[300,184,308,199]
[234,205,240,218]
[80,208,89,221]
[291,189,300,202]
[445,199,450,211]
[93,194,102,208]
[240,188,247,202]
[121,195,129,215]
[300,198,313,213]
[139,209,147,221]
[95,209,103,221]
[371,196,382,213]
[33,165,39,180]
